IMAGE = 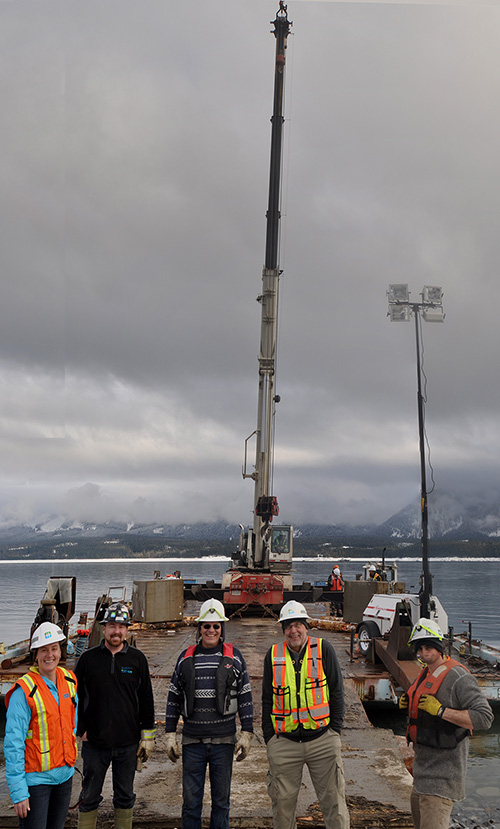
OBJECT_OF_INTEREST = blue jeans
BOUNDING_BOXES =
[19,777,73,829]
[79,741,138,812]
[182,742,234,829]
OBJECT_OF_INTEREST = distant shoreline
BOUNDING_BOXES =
[1,555,500,564]
[2,533,500,562]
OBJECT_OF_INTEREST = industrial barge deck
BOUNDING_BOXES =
[2,600,499,828]
[0,608,413,828]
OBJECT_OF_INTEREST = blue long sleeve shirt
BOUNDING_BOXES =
[4,679,77,805]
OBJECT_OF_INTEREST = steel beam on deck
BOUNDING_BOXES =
[374,639,422,691]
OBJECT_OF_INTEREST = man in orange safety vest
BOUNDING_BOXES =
[262,600,349,829]
[400,617,493,829]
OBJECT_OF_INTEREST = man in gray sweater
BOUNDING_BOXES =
[401,618,493,829]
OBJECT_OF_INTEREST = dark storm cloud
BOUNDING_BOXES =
[0,0,499,528]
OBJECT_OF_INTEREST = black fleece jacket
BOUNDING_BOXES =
[75,641,155,748]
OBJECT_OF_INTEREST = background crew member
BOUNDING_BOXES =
[262,600,350,829]
[75,602,156,829]
[327,566,344,617]
[401,618,493,829]
[165,598,253,829]
[4,622,77,829]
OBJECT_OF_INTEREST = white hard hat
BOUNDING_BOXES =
[31,622,66,650]
[333,567,340,575]
[368,565,376,572]
[195,598,228,623]
[278,600,310,625]
[408,617,444,648]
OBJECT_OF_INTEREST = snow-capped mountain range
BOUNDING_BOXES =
[0,489,499,543]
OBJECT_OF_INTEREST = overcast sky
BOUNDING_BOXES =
[1,0,500,531]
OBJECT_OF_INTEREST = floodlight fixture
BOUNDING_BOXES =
[422,285,443,304]
[388,283,409,303]
[422,307,445,323]
[389,305,411,322]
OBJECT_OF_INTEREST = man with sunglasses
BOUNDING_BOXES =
[262,600,349,829]
[401,617,493,829]
[165,598,253,829]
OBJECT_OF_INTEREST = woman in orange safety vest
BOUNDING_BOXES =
[4,622,78,829]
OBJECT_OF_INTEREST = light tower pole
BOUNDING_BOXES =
[387,284,445,618]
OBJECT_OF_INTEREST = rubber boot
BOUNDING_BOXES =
[78,811,98,829]
[114,807,134,829]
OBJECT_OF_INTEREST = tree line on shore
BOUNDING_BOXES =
[1,534,500,561]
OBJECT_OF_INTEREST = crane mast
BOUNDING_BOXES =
[238,3,293,575]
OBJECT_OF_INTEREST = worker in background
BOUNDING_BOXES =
[327,565,344,617]
[368,564,381,580]
[401,618,493,829]
[75,602,156,829]
[4,622,77,829]
[262,600,350,829]
[165,598,253,829]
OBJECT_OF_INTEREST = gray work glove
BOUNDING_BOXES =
[136,728,156,770]
[166,732,181,763]
[234,730,252,762]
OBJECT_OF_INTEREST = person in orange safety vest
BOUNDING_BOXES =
[4,622,77,829]
[400,617,493,829]
[262,600,349,829]
[327,566,344,617]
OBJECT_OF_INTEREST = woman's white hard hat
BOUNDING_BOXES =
[195,598,228,623]
[31,622,66,650]
[278,600,310,624]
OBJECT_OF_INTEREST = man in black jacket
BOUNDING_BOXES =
[262,601,349,829]
[75,602,155,829]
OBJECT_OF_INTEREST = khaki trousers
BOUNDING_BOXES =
[410,789,454,829]
[266,729,350,829]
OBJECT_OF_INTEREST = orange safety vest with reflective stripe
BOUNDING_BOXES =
[5,666,77,773]
[329,577,343,591]
[407,657,470,748]
[271,637,330,734]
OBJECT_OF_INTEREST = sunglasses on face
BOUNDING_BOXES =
[202,623,221,630]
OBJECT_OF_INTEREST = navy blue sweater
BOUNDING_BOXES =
[165,642,253,738]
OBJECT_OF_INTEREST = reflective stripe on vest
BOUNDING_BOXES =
[6,666,77,773]
[407,657,468,745]
[271,637,330,734]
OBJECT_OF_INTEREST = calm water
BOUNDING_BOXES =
[0,555,499,647]
[1,555,499,822]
